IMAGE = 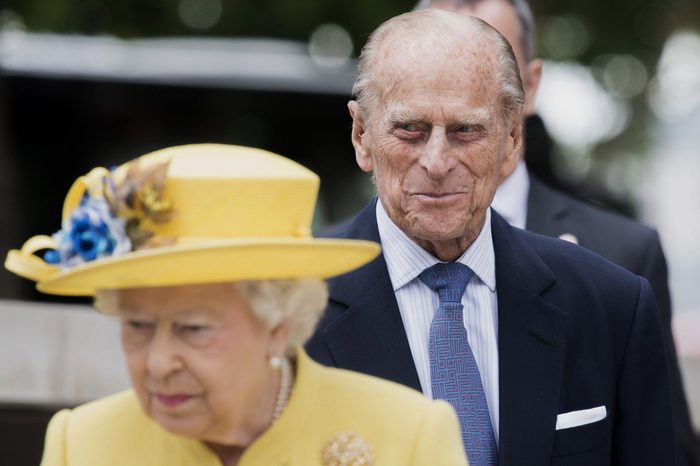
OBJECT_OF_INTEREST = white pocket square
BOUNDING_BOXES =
[555,406,607,430]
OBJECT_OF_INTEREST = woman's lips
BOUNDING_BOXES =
[154,393,193,407]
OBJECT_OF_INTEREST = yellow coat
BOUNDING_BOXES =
[41,350,468,465]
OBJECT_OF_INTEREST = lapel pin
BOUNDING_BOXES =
[558,233,579,245]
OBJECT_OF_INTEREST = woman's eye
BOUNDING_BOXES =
[400,123,419,132]
[181,325,208,333]
[128,320,154,331]
[176,323,214,345]
[122,319,155,345]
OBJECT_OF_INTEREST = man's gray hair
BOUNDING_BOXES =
[414,0,536,60]
[353,9,524,122]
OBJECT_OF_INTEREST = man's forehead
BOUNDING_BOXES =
[374,29,496,80]
[379,28,485,62]
[373,49,498,103]
[382,100,493,123]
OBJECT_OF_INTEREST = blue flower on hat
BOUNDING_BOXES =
[41,159,172,269]
[45,197,131,268]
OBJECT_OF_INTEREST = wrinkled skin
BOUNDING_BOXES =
[350,33,523,260]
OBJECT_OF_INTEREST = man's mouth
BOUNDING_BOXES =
[412,192,465,200]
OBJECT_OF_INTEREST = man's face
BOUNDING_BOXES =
[350,41,521,253]
[431,0,541,115]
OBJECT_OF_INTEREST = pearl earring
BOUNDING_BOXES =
[270,355,283,370]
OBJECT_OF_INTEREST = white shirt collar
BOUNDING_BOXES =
[491,159,529,229]
[376,200,496,292]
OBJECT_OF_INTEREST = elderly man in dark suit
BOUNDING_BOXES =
[307,9,675,466]
[415,1,697,464]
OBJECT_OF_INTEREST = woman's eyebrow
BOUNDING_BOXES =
[173,306,220,320]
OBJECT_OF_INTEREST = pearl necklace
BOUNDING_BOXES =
[272,357,294,422]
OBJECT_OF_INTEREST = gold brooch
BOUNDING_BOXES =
[321,432,374,466]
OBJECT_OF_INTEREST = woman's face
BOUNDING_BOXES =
[116,283,285,444]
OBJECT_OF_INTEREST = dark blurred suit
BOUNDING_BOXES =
[522,114,698,466]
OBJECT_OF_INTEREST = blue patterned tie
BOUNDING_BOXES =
[419,262,497,466]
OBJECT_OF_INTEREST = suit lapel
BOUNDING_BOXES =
[322,199,422,391]
[492,212,569,466]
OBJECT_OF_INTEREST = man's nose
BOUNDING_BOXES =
[418,128,458,179]
[146,328,183,378]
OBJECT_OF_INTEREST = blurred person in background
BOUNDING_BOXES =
[307,9,675,465]
[4,144,468,466]
[415,0,698,463]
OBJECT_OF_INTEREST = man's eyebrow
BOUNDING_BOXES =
[385,108,423,124]
[451,108,491,126]
[385,107,492,126]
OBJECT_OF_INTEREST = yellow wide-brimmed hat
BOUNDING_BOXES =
[5,144,380,296]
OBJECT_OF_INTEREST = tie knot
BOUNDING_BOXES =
[418,262,473,303]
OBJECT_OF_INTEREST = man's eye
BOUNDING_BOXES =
[456,125,476,133]
[394,123,423,140]
[453,124,483,141]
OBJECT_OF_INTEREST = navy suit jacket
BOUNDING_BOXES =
[527,176,697,466]
[307,198,675,465]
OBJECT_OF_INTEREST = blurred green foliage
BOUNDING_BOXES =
[4,0,697,67]
[2,0,413,51]
[2,0,699,202]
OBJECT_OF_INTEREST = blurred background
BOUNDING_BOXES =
[0,0,699,463]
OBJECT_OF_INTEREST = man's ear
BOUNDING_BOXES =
[500,113,523,180]
[348,100,373,173]
[523,58,543,116]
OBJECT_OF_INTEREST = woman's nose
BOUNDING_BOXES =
[146,328,183,378]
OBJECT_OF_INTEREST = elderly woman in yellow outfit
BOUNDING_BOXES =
[5,144,468,466]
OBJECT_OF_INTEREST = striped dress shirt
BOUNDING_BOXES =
[376,201,500,442]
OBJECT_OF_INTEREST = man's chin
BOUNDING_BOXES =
[407,209,485,242]
[408,222,471,244]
